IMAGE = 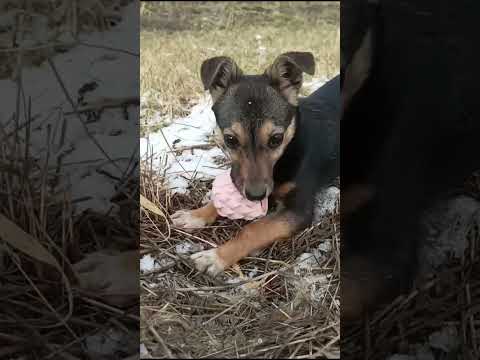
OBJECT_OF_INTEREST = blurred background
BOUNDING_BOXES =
[140,1,339,135]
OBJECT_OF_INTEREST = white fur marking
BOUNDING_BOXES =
[171,210,208,231]
[190,249,226,276]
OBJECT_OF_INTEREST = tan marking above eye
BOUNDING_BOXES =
[283,117,296,144]
[257,120,285,147]
[257,118,296,150]
[223,122,247,147]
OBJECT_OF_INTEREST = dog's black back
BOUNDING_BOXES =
[274,76,340,223]
[341,0,480,319]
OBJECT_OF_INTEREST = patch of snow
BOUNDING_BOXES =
[420,195,480,275]
[140,95,228,194]
[293,242,332,274]
[291,249,331,304]
[140,96,216,155]
[294,252,319,274]
[318,240,332,253]
[140,254,174,273]
[292,274,329,305]
[428,326,459,353]
[140,254,159,272]
[303,77,329,94]
[387,356,415,360]
[387,326,460,360]
[175,242,204,255]
[313,186,339,222]
[0,2,140,215]
[140,343,152,359]
[85,327,137,359]
[387,345,435,360]
[247,266,259,279]
[202,190,212,204]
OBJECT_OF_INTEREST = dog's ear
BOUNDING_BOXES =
[200,56,243,102]
[342,28,373,116]
[265,52,315,105]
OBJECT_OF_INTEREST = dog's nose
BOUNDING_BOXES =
[245,184,267,201]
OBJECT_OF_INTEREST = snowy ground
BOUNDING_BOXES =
[0,2,140,215]
[140,95,227,194]
[1,3,140,358]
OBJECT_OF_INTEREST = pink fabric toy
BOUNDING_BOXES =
[211,170,268,220]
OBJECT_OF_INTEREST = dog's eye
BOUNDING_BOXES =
[224,135,239,149]
[268,133,284,149]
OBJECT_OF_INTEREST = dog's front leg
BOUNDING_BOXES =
[171,201,218,232]
[191,211,302,276]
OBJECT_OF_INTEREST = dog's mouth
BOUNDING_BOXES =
[231,177,272,201]
[243,186,271,202]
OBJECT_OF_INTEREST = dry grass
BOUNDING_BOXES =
[342,173,480,359]
[0,0,130,80]
[342,242,480,359]
[0,71,139,359]
[0,1,139,358]
[140,1,340,134]
[140,158,340,358]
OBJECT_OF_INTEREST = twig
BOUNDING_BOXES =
[77,40,139,57]
[167,143,215,154]
[63,96,140,115]
[80,296,140,322]
[149,325,173,359]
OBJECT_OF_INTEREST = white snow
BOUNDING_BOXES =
[303,77,330,94]
[140,343,152,358]
[313,186,340,222]
[85,327,137,358]
[140,95,228,193]
[290,243,335,304]
[420,195,480,274]
[0,2,140,215]
[140,253,175,273]
[386,326,459,360]
[140,254,159,272]
[175,241,204,255]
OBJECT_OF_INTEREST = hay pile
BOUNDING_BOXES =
[342,173,480,359]
[140,157,340,359]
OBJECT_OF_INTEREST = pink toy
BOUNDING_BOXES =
[211,170,268,220]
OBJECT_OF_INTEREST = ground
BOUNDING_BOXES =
[140,1,340,135]
[0,1,139,359]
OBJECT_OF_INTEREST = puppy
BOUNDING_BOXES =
[341,0,480,321]
[172,52,340,276]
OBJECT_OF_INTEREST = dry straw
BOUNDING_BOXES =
[342,173,480,359]
[140,151,341,358]
[0,0,139,358]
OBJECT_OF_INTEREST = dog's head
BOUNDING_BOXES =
[201,52,315,201]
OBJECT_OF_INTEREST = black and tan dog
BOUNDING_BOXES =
[341,0,480,322]
[171,52,340,276]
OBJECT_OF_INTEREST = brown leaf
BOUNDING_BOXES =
[0,214,60,270]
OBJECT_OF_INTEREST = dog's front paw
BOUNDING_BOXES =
[190,249,226,276]
[171,210,208,231]
[73,250,139,308]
